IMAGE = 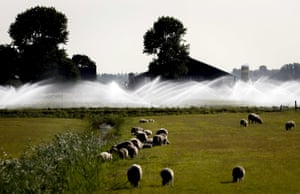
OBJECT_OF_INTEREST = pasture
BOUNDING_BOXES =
[98,111,300,193]
[1,110,300,193]
[0,118,88,157]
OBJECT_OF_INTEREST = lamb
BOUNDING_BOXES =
[240,119,248,127]
[156,128,168,136]
[232,166,245,182]
[160,168,174,186]
[127,164,142,187]
[98,151,112,161]
[248,113,263,124]
[285,120,296,131]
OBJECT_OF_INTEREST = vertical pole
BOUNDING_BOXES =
[295,100,297,111]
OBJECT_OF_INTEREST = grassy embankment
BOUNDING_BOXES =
[1,109,300,193]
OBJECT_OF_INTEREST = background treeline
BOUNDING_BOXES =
[0,106,291,119]
[0,6,96,86]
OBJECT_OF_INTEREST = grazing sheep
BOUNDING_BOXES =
[127,164,142,187]
[248,113,263,124]
[160,168,174,186]
[148,119,155,123]
[98,151,112,161]
[118,148,129,159]
[127,144,139,158]
[240,119,248,127]
[156,128,168,136]
[135,131,148,143]
[139,118,148,123]
[116,141,134,150]
[143,129,153,136]
[286,120,296,131]
[131,127,144,135]
[153,134,169,146]
[232,166,245,182]
[142,143,153,149]
[130,137,144,150]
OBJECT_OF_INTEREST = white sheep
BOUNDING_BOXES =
[127,164,142,187]
[98,151,112,161]
[232,166,245,182]
[156,128,168,136]
[285,120,296,131]
[160,168,174,186]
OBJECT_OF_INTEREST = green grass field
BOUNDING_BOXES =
[1,111,300,193]
[0,118,88,157]
[97,111,300,193]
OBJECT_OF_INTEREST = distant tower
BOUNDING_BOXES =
[241,65,249,82]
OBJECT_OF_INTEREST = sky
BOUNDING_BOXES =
[1,0,300,74]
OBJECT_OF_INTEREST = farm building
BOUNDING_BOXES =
[129,57,232,88]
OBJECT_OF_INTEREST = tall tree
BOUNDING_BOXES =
[8,6,78,82]
[72,54,97,80]
[143,16,189,79]
[0,44,19,84]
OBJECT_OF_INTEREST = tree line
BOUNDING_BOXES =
[0,6,193,85]
[0,6,96,85]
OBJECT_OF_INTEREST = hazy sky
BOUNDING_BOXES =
[1,0,300,74]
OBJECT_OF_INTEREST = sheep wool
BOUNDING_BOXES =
[127,164,142,187]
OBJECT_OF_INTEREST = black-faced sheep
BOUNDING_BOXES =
[127,164,142,187]
[248,113,263,124]
[156,128,168,136]
[160,168,174,186]
[240,119,248,127]
[98,151,112,161]
[232,166,245,182]
[286,120,296,131]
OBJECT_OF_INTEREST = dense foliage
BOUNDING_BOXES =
[143,16,190,79]
[0,6,96,85]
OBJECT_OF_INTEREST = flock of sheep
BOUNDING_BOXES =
[236,112,297,183]
[98,118,173,187]
[99,113,296,188]
[240,112,296,131]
